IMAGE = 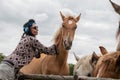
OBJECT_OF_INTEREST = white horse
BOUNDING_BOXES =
[73,52,99,76]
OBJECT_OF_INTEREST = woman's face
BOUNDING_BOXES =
[30,23,38,36]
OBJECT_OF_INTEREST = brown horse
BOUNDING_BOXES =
[93,46,120,79]
[109,0,120,15]
[20,11,81,75]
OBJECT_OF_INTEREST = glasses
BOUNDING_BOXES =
[31,26,38,30]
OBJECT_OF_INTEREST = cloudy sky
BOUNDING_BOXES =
[0,0,120,64]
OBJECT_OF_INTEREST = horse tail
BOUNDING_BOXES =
[116,21,120,40]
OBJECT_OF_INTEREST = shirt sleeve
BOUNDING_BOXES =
[32,38,57,55]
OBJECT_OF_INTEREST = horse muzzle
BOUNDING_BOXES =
[63,39,72,50]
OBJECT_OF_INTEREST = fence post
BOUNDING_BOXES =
[74,74,78,80]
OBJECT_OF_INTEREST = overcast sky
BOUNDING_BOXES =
[0,0,120,64]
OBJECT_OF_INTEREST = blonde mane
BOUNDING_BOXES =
[53,27,63,46]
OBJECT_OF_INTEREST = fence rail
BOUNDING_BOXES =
[18,74,120,80]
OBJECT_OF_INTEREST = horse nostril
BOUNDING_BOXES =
[70,41,72,46]
[64,40,67,44]
[87,73,91,77]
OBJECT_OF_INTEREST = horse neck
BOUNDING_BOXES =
[54,28,69,65]
[57,43,68,64]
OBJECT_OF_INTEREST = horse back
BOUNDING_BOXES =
[20,53,46,74]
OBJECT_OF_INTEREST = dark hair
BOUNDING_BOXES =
[23,19,36,35]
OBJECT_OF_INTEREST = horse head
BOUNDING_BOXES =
[94,46,120,79]
[73,52,99,77]
[60,12,81,50]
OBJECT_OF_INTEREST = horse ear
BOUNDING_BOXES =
[60,11,65,21]
[99,46,108,55]
[91,52,99,64]
[109,0,120,15]
[75,13,81,22]
[73,52,80,62]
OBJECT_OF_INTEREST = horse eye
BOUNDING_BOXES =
[62,25,65,28]
[62,24,65,28]
[87,73,91,77]
[62,24,67,29]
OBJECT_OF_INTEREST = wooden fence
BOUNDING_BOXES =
[18,74,120,80]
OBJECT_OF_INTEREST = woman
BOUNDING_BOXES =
[0,19,58,80]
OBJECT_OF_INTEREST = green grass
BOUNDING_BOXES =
[69,63,74,75]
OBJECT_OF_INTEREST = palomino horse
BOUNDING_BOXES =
[20,11,81,75]
[73,52,99,77]
[93,46,120,79]
[109,0,120,15]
